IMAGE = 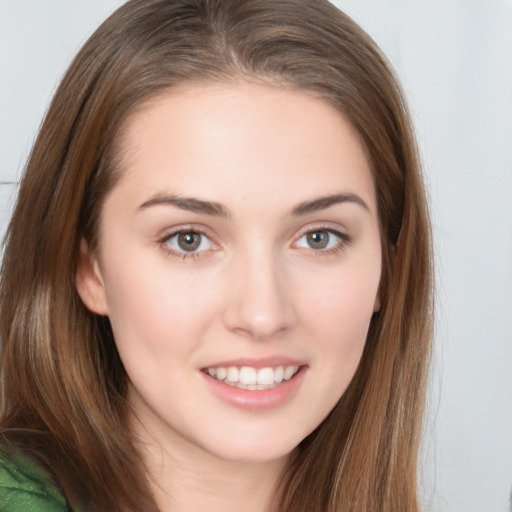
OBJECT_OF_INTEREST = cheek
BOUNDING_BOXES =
[101,258,222,365]
[281,262,380,437]
[299,258,380,381]
[303,262,380,337]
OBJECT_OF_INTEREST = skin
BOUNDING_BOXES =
[76,82,382,512]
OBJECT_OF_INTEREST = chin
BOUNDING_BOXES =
[196,431,302,465]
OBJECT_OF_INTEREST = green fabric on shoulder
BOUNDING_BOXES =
[0,450,69,512]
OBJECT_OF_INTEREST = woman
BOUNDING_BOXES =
[0,0,433,511]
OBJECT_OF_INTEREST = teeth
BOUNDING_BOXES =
[205,365,300,389]
[256,367,274,385]
[227,367,239,382]
[283,366,297,380]
[239,367,257,385]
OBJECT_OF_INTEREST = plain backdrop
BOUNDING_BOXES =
[1,1,511,511]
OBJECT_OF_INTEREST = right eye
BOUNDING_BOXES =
[162,230,215,256]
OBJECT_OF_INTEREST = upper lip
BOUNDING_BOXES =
[202,356,306,369]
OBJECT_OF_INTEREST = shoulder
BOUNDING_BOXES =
[0,449,69,512]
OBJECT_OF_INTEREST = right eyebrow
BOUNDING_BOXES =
[138,194,229,217]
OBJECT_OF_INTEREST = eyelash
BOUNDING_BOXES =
[158,227,215,260]
[158,225,352,260]
[293,226,353,256]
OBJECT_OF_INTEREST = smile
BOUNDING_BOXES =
[204,365,300,390]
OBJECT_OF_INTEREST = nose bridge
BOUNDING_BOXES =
[223,239,296,339]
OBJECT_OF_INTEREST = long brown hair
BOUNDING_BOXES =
[0,1,433,510]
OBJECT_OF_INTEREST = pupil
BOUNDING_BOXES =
[178,232,200,251]
[307,231,329,249]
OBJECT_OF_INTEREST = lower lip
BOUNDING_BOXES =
[201,366,307,411]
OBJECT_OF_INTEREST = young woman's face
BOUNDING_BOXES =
[77,83,382,464]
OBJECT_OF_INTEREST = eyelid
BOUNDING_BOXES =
[157,225,219,258]
[156,222,352,259]
[292,223,352,252]
[293,222,351,240]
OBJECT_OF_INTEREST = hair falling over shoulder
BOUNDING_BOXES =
[0,1,433,510]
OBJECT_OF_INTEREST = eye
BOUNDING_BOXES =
[163,230,214,254]
[294,228,347,251]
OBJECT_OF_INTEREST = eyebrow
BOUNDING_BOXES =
[138,192,369,217]
[292,193,370,215]
[139,195,229,217]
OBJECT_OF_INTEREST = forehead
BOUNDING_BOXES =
[111,82,376,215]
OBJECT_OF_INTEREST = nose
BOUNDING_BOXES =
[222,247,297,341]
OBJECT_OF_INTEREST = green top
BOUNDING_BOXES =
[0,450,70,512]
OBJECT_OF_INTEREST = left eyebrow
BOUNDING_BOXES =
[292,193,370,215]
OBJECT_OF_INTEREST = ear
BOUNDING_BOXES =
[75,239,109,316]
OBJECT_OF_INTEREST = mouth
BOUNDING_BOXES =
[202,365,301,390]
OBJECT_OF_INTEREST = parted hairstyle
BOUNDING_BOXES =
[0,0,433,510]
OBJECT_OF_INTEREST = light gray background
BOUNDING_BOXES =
[1,1,511,511]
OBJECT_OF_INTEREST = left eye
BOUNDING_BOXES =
[295,229,343,250]
[164,231,214,253]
